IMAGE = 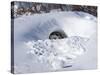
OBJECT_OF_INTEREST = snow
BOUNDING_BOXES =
[25,36,88,70]
[13,11,97,74]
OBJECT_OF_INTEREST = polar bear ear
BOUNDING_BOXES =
[49,30,68,40]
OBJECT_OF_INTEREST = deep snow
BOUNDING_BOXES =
[13,11,97,73]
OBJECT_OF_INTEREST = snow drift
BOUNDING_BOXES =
[13,11,97,73]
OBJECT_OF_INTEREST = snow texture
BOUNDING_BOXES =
[25,36,88,70]
[13,11,97,74]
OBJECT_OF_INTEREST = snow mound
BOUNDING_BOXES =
[25,36,88,70]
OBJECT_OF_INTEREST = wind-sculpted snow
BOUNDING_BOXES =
[25,36,88,70]
[13,11,97,73]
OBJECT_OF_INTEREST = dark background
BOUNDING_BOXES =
[11,1,97,18]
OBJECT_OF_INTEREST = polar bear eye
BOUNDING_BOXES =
[49,30,67,39]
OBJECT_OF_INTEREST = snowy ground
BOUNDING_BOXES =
[13,11,97,74]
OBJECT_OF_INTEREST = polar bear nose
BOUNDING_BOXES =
[49,30,67,39]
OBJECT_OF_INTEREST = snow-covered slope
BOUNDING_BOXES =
[13,11,97,74]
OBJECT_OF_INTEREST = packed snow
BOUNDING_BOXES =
[13,11,97,74]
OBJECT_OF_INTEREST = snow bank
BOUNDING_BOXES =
[13,11,97,73]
